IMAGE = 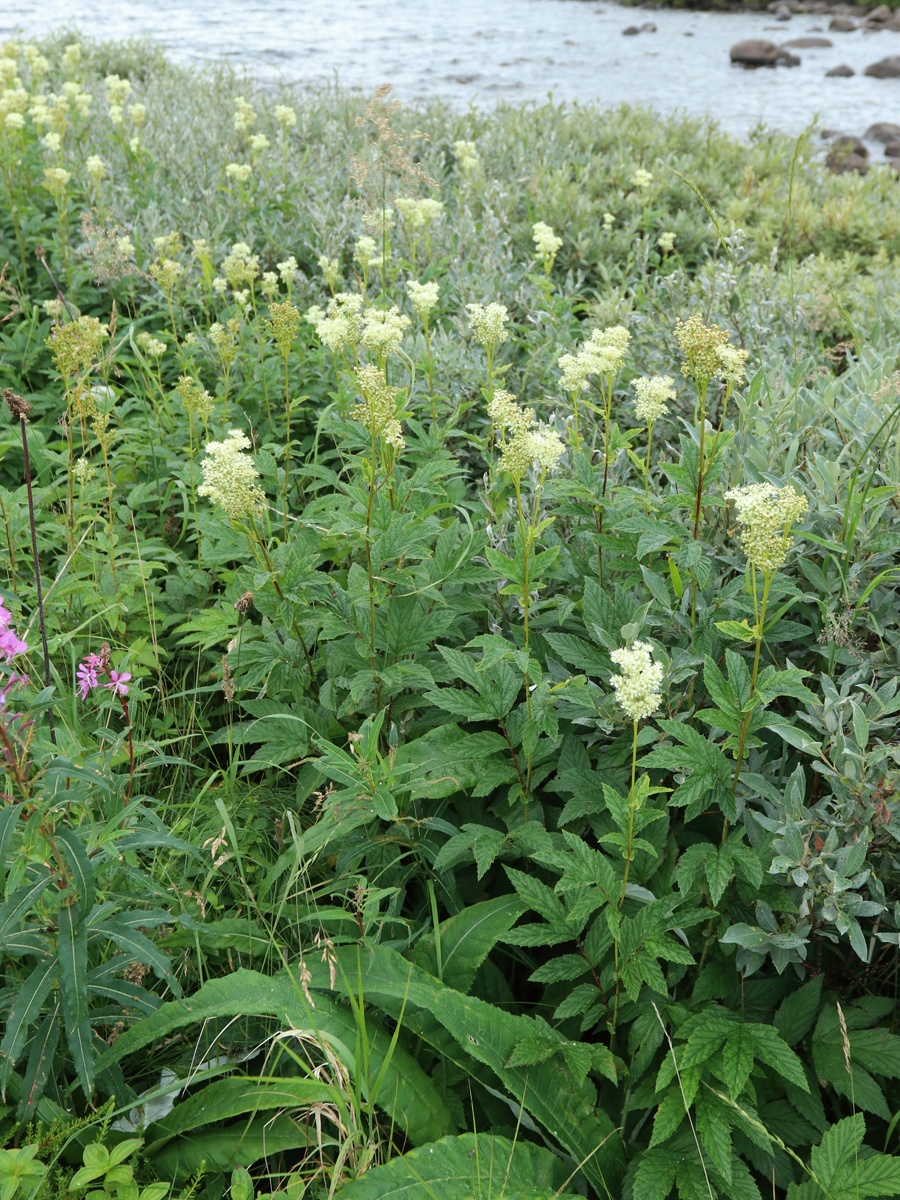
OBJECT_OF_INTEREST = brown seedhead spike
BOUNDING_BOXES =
[4,389,32,419]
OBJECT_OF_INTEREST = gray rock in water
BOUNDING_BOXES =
[782,35,833,46]
[828,15,857,30]
[775,4,793,19]
[864,121,900,142]
[865,56,900,78]
[866,4,892,22]
[825,63,855,76]
[885,141,900,157]
[622,25,641,35]
[640,21,657,31]
[730,38,797,65]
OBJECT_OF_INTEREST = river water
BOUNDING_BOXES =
[4,0,900,141]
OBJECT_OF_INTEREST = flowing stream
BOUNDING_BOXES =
[4,0,900,140]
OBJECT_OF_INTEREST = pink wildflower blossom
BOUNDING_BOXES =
[0,628,27,662]
[105,670,131,697]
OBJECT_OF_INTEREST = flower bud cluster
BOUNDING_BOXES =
[266,302,301,358]
[351,365,405,450]
[175,375,214,422]
[675,314,731,385]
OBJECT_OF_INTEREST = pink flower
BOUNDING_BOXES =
[104,671,131,697]
[76,660,99,700]
[0,628,27,662]
[0,604,11,631]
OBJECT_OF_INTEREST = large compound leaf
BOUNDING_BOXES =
[335,1133,579,1200]
[151,1114,330,1180]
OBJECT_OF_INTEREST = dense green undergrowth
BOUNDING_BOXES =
[1,30,900,1200]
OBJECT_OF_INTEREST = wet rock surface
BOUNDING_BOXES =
[865,55,900,77]
[826,62,855,74]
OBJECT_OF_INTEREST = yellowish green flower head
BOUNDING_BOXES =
[198,430,264,519]
[658,231,676,254]
[631,167,653,191]
[352,365,405,449]
[675,314,731,385]
[104,74,132,106]
[233,95,256,132]
[363,207,395,236]
[716,343,749,387]
[499,421,566,480]
[277,256,298,286]
[396,197,444,229]
[632,375,676,425]
[225,162,252,184]
[725,482,808,575]
[274,104,297,128]
[318,255,340,290]
[533,221,562,263]
[453,139,480,175]
[610,640,663,722]
[487,389,533,437]
[175,375,214,422]
[266,302,301,357]
[86,154,105,182]
[407,279,439,321]
[467,302,509,352]
[43,165,70,197]
[249,133,270,153]
[354,236,378,269]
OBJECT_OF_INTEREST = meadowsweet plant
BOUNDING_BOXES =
[2,48,900,1200]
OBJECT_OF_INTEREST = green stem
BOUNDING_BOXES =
[619,720,639,909]
[730,568,771,805]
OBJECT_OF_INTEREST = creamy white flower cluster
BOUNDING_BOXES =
[453,139,480,175]
[198,430,264,520]
[467,303,509,351]
[724,482,808,575]
[558,325,631,395]
[361,305,411,358]
[306,292,364,353]
[533,221,562,264]
[632,375,676,425]
[351,365,405,450]
[407,279,439,321]
[610,640,663,722]
[396,197,444,230]
[487,389,533,438]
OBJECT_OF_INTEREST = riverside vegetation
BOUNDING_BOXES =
[1,29,900,1200]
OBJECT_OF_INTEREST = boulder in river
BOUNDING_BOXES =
[775,4,792,20]
[825,63,855,75]
[730,38,800,66]
[826,135,870,174]
[828,16,856,30]
[622,25,641,35]
[865,56,900,78]
[864,121,900,141]
[640,22,657,32]
[866,4,892,23]
[782,35,832,46]
[885,141,900,157]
